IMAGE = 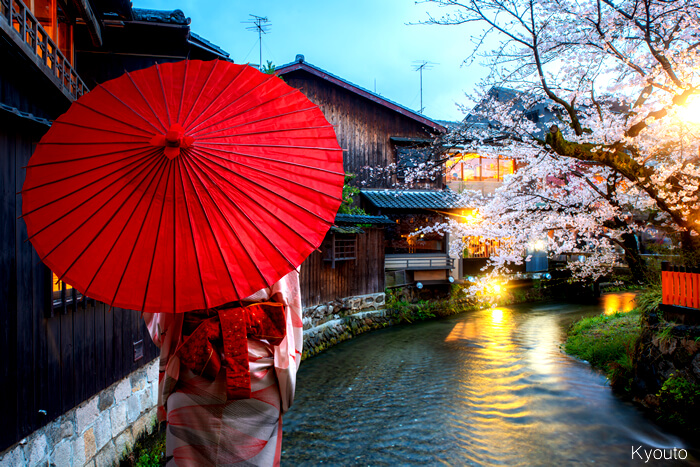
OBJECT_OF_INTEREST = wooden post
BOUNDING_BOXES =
[662,261,670,305]
[673,267,679,306]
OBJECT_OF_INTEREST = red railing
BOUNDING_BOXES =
[661,262,700,309]
[0,0,87,100]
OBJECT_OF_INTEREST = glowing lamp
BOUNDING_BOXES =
[678,94,700,125]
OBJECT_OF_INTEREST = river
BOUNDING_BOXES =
[281,293,699,466]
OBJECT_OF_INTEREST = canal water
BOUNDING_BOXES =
[281,294,699,466]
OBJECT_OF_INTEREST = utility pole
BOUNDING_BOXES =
[412,60,436,114]
[244,15,270,70]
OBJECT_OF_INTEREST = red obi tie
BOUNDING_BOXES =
[175,302,286,400]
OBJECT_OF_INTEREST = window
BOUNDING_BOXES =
[323,233,357,268]
[525,110,540,123]
[57,2,73,64]
[406,234,443,254]
[50,270,91,315]
[10,0,74,64]
[32,0,56,37]
[445,153,515,182]
[463,236,499,259]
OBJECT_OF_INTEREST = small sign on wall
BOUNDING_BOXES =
[133,339,144,362]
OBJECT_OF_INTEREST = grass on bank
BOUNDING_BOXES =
[564,286,663,394]
[119,423,166,467]
[564,309,642,393]
[564,286,700,435]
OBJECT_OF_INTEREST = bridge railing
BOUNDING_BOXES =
[661,262,700,309]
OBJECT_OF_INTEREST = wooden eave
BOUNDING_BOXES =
[71,0,102,46]
[276,61,446,133]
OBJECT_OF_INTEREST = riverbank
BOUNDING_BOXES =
[303,283,552,358]
[564,288,700,437]
[564,309,641,393]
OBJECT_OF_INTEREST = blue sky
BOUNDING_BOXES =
[134,0,488,122]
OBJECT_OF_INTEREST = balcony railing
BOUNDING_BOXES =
[0,0,87,100]
[385,253,455,271]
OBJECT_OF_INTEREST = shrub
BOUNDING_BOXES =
[656,374,700,430]
[636,285,662,315]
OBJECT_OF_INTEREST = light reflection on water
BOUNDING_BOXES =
[282,294,697,466]
[602,292,637,315]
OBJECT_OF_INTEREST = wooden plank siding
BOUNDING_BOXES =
[299,228,385,308]
[282,73,443,189]
[0,120,158,452]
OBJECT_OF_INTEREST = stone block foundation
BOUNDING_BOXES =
[0,359,159,467]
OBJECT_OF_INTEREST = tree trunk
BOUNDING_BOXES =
[620,231,649,284]
[680,231,700,267]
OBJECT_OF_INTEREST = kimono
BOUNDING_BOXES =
[143,270,303,466]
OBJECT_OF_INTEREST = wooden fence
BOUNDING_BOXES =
[661,262,700,309]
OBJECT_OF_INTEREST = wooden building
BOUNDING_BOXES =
[361,190,468,287]
[0,0,227,451]
[276,56,462,289]
[300,214,393,308]
[276,55,446,189]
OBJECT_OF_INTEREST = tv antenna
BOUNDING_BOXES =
[412,60,437,114]
[243,15,271,70]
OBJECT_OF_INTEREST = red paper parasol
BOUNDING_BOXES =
[21,60,343,313]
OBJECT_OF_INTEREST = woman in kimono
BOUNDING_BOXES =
[143,270,303,466]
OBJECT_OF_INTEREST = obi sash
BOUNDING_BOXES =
[174,302,286,400]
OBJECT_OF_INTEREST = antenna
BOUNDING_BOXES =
[243,15,271,70]
[412,60,437,114]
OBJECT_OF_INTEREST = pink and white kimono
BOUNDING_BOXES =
[143,270,303,466]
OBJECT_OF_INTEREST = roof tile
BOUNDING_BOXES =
[361,190,467,210]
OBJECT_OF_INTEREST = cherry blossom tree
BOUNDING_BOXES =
[420,0,700,279]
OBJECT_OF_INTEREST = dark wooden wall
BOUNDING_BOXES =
[300,228,385,308]
[0,13,231,451]
[0,35,71,120]
[0,118,158,452]
[283,73,442,189]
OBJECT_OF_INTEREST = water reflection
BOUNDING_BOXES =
[603,292,637,314]
[282,295,697,466]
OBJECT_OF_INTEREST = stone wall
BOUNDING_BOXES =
[302,292,385,330]
[0,359,159,467]
[633,320,700,398]
[303,308,401,360]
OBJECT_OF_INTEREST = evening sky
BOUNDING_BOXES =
[134,0,490,122]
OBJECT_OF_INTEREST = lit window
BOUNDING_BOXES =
[51,271,84,312]
[57,3,73,64]
[463,236,499,259]
[446,153,515,182]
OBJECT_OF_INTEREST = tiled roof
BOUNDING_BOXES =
[131,8,189,24]
[334,214,393,224]
[330,225,364,234]
[189,32,230,59]
[361,190,468,210]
